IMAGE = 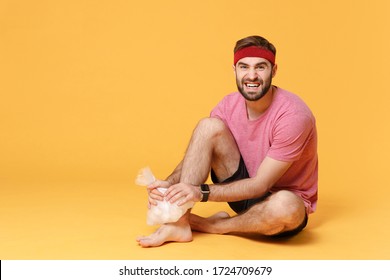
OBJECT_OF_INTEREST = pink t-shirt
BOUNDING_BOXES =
[210,87,318,213]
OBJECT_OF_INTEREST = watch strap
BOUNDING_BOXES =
[200,184,210,202]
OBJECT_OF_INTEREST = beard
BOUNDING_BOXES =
[236,76,272,102]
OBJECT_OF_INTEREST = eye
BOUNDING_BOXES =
[239,65,248,70]
[256,65,266,70]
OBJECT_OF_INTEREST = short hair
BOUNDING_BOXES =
[234,35,276,56]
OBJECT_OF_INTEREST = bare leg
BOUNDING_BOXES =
[137,118,241,247]
[180,117,241,184]
[190,190,306,236]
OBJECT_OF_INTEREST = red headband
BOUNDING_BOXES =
[234,46,276,65]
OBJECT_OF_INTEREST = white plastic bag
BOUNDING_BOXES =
[135,167,194,226]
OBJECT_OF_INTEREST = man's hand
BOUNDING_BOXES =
[164,182,202,206]
[146,180,171,207]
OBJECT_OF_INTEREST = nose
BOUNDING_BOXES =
[247,67,258,80]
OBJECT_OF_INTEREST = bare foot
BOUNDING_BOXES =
[190,211,230,234]
[136,221,192,248]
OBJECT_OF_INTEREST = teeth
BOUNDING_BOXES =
[246,83,259,88]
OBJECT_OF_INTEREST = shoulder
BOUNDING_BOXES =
[212,92,243,113]
[219,91,243,106]
[273,87,315,122]
[269,87,317,138]
[211,92,246,122]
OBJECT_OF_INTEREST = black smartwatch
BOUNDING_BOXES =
[200,184,210,202]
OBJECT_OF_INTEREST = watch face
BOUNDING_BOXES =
[201,184,210,192]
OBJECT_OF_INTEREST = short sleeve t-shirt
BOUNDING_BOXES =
[210,87,318,213]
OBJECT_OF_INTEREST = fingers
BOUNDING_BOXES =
[164,183,200,205]
[147,180,170,190]
[149,188,164,199]
[147,181,160,190]
[148,197,156,207]
[146,182,201,207]
[148,188,164,206]
[166,190,184,205]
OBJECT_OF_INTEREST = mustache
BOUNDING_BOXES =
[243,78,263,83]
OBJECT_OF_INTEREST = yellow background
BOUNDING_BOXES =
[1,0,389,259]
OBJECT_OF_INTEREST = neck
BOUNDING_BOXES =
[246,86,274,120]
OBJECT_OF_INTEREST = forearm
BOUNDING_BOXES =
[209,177,270,202]
[165,160,183,185]
[208,157,292,202]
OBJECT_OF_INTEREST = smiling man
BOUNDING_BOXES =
[136,35,318,247]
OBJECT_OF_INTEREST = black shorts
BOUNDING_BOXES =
[211,156,308,237]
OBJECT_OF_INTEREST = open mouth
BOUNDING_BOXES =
[244,83,260,89]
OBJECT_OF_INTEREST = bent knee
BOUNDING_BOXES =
[195,117,230,139]
[197,117,227,132]
[268,191,306,226]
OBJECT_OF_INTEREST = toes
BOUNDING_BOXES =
[136,237,153,247]
[135,235,147,242]
[138,237,163,248]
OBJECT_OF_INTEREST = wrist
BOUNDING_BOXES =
[165,177,175,186]
[199,184,210,202]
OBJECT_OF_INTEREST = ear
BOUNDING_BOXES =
[232,64,236,75]
[272,64,278,78]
